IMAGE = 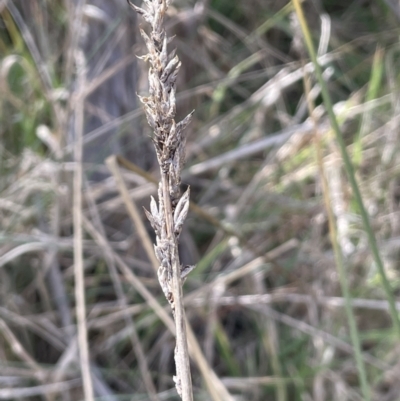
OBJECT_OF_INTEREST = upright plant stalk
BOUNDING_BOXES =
[73,50,95,401]
[128,1,195,399]
[291,0,400,337]
[303,74,371,401]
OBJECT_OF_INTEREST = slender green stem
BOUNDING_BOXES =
[292,0,400,339]
[321,146,370,400]
[304,68,371,401]
[302,69,371,401]
[293,1,399,399]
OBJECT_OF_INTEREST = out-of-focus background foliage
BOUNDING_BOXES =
[1,0,400,400]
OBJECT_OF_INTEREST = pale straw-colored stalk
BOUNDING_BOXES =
[73,50,95,401]
[128,0,195,399]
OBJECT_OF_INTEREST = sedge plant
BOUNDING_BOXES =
[128,0,195,399]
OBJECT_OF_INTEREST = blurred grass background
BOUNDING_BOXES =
[1,0,400,400]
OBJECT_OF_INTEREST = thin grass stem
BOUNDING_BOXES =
[73,50,95,401]
[291,0,400,339]
[302,71,371,401]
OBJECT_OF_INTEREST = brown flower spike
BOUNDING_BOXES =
[128,0,195,399]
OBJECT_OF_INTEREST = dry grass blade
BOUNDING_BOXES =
[82,215,175,332]
[0,379,82,399]
[106,155,159,272]
[0,242,48,268]
[84,175,160,401]
[193,293,400,312]
[72,50,94,401]
[0,319,46,379]
[249,305,389,371]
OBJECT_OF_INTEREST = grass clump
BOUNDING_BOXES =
[1,1,400,401]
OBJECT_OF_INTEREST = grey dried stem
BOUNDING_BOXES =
[128,0,195,400]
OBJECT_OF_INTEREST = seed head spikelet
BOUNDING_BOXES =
[128,0,195,399]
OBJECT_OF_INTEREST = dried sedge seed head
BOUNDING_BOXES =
[133,0,194,181]
[134,0,195,272]
[132,3,197,393]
